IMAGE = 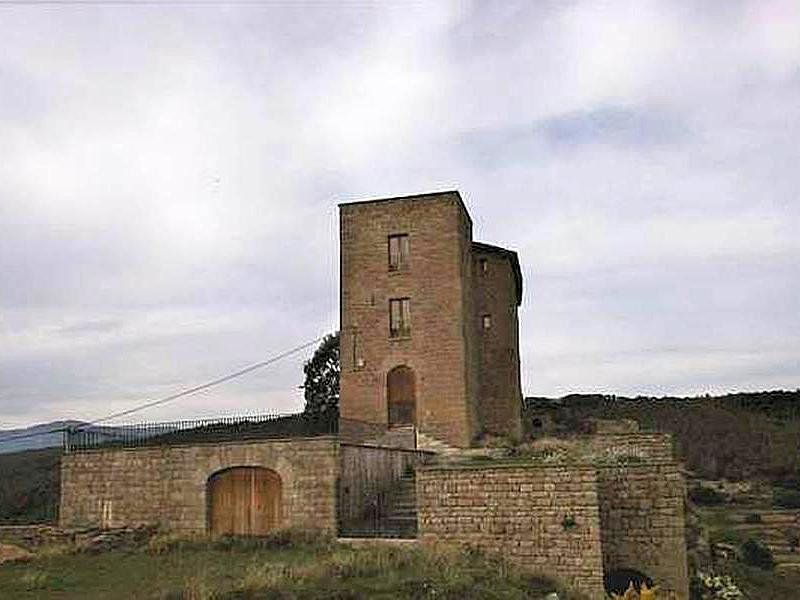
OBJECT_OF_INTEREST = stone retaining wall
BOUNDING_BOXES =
[417,458,688,600]
[597,461,688,597]
[60,437,339,533]
[586,433,675,462]
[417,462,606,599]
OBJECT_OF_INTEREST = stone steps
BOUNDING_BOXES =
[365,426,417,450]
[415,432,462,456]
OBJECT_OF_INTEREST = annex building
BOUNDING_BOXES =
[60,191,689,599]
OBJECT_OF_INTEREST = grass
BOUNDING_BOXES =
[0,531,564,599]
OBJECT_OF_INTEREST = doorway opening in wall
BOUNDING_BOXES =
[387,365,416,427]
[207,466,282,536]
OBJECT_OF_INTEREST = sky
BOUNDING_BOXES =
[1,1,799,427]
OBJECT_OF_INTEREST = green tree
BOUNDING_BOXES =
[302,332,340,415]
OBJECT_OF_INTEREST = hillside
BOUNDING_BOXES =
[0,448,61,525]
[524,389,800,485]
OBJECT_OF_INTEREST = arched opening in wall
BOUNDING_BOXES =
[207,467,282,536]
[387,365,416,427]
[604,568,654,596]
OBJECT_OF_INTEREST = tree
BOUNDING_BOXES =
[302,331,340,415]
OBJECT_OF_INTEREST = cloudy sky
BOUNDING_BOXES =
[1,1,798,427]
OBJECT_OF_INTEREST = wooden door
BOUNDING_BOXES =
[387,365,416,426]
[208,467,281,536]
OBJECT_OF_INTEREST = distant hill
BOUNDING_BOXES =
[0,421,85,454]
[523,389,800,484]
[0,420,154,455]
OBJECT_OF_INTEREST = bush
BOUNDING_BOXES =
[773,489,800,509]
[773,474,800,491]
[743,513,762,524]
[691,571,743,600]
[689,485,726,506]
[20,570,52,591]
[740,539,775,570]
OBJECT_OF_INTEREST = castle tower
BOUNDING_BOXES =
[339,191,522,448]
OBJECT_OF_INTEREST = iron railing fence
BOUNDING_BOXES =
[65,412,340,452]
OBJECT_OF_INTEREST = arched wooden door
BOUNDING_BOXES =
[207,467,281,536]
[387,365,416,426]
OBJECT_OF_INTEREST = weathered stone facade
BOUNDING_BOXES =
[60,437,339,533]
[339,191,523,448]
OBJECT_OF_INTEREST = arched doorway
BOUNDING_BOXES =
[387,365,416,426]
[207,467,281,536]
[604,568,654,596]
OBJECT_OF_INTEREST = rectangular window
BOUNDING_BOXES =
[352,330,364,370]
[479,258,488,274]
[389,298,411,338]
[388,234,410,271]
[482,314,492,330]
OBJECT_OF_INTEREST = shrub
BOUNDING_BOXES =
[773,474,800,491]
[773,489,800,509]
[691,571,743,600]
[743,513,762,524]
[240,560,290,594]
[689,485,726,506]
[181,574,214,600]
[740,539,775,570]
[20,570,51,591]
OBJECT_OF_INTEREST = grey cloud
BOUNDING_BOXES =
[539,107,689,147]
[458,105,690,168]
[0,1,798,425]
[55,319,124,337]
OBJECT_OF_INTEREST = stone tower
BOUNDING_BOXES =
[339,191,523,448]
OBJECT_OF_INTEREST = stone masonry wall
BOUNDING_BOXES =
[60,437,339,533]
[586,433,675,462]
[339,193,476,447]
[597,461,689,598]
[471,247,522,439]
[417,463,606,599]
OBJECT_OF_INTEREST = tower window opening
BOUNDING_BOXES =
[388,234,410,271]
[389,298,411,338]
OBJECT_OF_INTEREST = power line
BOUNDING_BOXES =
[0,335,323,446]
[76,336,323,429]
